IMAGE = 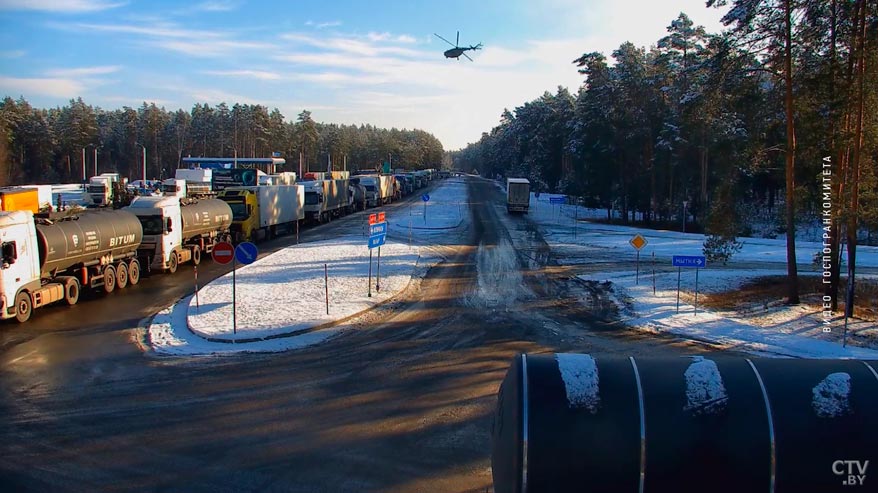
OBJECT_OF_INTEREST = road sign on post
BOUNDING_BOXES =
[629,235,648,284]
[235,242,258,265]
[549,196,565,204]
[368,233,386,249]
[672,255,706,315]
[212,241,234,264]
[422,194,429,223]
[369,213,378,225]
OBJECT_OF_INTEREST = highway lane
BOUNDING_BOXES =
[0,177,711,492]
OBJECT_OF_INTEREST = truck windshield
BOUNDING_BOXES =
[227,202,248,221]
[364,185,376,192]
[304,192,320,205]
[139,215,164,235]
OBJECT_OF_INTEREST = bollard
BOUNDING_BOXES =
[492,354,878,493]
[324,263,329,315]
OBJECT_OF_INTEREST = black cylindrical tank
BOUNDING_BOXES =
[180,199,232,240]
[36,209,142,275]
[492,354,878,493]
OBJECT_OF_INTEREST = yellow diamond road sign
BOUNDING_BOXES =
[629,234,648,251]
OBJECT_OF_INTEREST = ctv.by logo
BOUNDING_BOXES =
[833,460,868,486]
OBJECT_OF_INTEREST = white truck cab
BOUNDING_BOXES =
[127,196,183,272]
[0,211,41,320]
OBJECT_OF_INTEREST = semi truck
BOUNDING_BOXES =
[87,173,122,207]
[128,196,232,273]
[0,209,143,322]
[302,178,351,222]
[218,185,305,242]
[258,172,297,186]
[506,178,530,214]
[357,175,394,207]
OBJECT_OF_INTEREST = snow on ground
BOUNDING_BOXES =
[507,184,878,358]
[145,178,466,355]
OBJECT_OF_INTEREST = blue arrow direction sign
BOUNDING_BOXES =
[368,234,386,249]
[422,194,430,202]
[549,196,566,205]
[235,241,258,264]
[673,255,706,268]
[369,222,387,236]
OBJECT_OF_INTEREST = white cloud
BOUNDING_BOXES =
[281,33,422,57]
[194,0,237,12]
[154,39,276,57]
[0,76,84,98]
[203,69,282,81]
[396,35,417,44]
[45,65,121,77]
[305,20,342,29]
[0,0,125,12]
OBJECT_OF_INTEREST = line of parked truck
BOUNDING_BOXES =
[0,166,445,322]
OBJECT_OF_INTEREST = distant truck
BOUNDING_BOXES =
[128,196,232,273]
[357,175,394,207]
[218,185,305,242]
[161,178,213,198]
[0,209,143,322]
[507,178,530,214]
[302,178,351,222]
[258,172,297,186]
[87,173,122,207]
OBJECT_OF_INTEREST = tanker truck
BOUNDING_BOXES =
[0,209,143,322]
[127,196,232,273]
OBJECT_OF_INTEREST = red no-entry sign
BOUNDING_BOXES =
[212,241,234,265]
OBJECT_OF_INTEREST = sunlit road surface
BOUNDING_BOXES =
[0,177,712,492]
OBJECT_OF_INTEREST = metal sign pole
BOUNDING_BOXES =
[423,201,427,223]
[296,220,299,244]
[376,246,381,292]
[232,255,237,337]
[368,250,373,297]
[194,266,200,313]
[409,209,412,248]
[574,203,577,239]
[676,267,681,314]
[694,267,700,315]
[636,250,640,285]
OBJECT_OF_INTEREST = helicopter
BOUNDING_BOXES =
[433,31,482,61]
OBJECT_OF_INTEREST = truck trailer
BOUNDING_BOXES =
[357,175,394,207]
[0,209,143,322]
[506,178,530,214]
[128,196,232,273]
[0,188,41,214]
[218,185,305,242]
[303,179,351,222]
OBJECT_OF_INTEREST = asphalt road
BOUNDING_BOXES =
[0,177,711,492]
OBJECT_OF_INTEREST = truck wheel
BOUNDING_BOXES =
[116,262,128,289]
[128,260,140,285]
[64,277,80,305]
[103,265,117,293]
[168,252,178,273]
[192,246,202,265]
[15,292,32,323]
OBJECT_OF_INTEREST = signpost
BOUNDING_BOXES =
[549,196,565,223]
[629,234,648,284]
[422,194,429,223]
[672,255,706,314]
[367,213,387,297]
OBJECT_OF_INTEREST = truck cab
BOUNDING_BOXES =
[127,196,183,272]
[87,173,121,207]
[218,188,258,243]
[0,211,42,321]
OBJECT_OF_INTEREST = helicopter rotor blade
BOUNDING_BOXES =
[433,33,456,47]
[463,52,474,62]
[456,31,460,47]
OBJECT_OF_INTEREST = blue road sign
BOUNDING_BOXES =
[673,255,706,268]
[368,234,386,249]
[549,196,566,204]
[422,194,430,202]
[235,241,258,264]
[369,222,387,235]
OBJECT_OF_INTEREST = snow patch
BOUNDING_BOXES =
[812,372,852,418]
[556,353,600,413]
[683,356,728,415]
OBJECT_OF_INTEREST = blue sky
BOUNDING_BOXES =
[0,0,726,150]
